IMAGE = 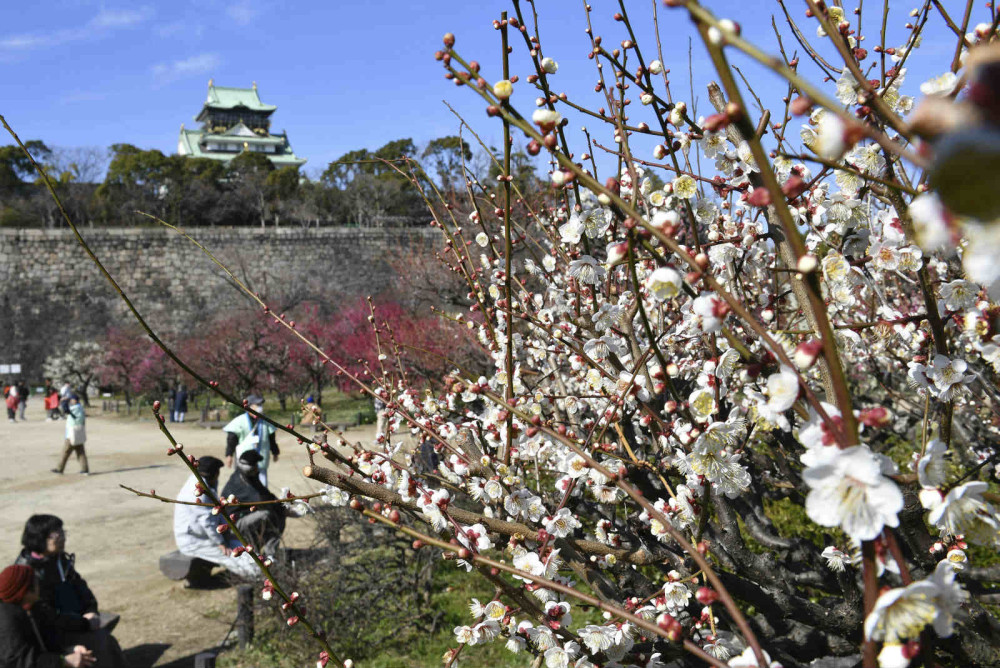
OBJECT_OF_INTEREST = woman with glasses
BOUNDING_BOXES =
[14,515,127,668]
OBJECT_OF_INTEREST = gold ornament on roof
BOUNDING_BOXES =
[208,78,214,87]
[252,81,257,90]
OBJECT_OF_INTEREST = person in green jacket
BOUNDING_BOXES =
[223,394,279,487]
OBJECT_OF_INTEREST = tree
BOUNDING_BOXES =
[0,140,50,194]
[96,144,172,223]
[421,135,472,194]
[42,341,102,406]
[265,166,301,227]
[185,310,289,400]
[50,3,1000,668]
[226,151,277,228]
[285,303,337,406]
[97,327,178,406]
[486,146,539,195]
[321,139,423,225]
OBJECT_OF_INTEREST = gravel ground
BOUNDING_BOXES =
[0,399,373,667]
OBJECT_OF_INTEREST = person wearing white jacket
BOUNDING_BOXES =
[172,456,258,578]
[52,395,88,475]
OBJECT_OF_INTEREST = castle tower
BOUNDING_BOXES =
[177,81,306,167]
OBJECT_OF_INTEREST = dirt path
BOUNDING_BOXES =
[0,399,375,667]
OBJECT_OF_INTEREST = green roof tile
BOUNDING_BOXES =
[178,129,306,167]
[204,84,277,112]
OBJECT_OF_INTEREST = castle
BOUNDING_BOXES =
[177,80,306,168]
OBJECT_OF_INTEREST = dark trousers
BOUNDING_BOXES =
[60,624,128,668]
[57,439,89,473]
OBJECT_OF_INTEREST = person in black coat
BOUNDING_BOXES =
[15,516,127,668]
[172,385,189,423]
[220,450,286,554]
[0,564,94,668]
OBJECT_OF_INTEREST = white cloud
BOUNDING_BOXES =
[226,0,260,25]
[0,6,153,52]
[151,53,222,85]
[91,8,153,29]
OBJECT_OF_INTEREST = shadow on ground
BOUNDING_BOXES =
[126,642,230,668]
[87,464,170,477]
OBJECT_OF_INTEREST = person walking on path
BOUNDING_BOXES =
[5,385,19,423]
[172,385,189,424]
[16,380,29,421]
[223,394,279,487]
[52,396,88,475]
[58,383,72,418]
[43,380,60,421]
[43,390,60,422]
[0,564,95,668]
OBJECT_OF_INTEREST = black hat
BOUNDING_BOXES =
[196,456,224,477]
[238,449,263,464]
[245,394,265,407]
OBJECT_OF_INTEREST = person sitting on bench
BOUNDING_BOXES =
[173,456,258,578]
[220,450,287,556]
[14,516,127,668]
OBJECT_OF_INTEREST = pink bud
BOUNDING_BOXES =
[696,586,718,605]
[859,406,891,427]
[793,340,823,369]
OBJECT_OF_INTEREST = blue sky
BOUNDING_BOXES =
[0,1,969,181]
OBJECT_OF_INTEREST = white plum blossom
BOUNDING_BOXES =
[926,481,1000,544]
[803,445,904,541]
[864,582,939,643]
[821,546,852,572]
[765,366,799,413]
[645,266,683,301]
[917,439,948,490]
[567,256,606,285]
[672,174,697,199]
[920,72,957,96]
[559,217,584,245]
[924,354,974,400]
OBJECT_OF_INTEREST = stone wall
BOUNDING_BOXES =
[0,227,441,378]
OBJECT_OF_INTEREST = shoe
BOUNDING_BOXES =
[81,472,90,476]
[51,469,63,475]
[46,418,53,422]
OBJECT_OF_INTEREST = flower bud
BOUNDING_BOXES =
[790,96,813,116]
[696,586,718,605]
[656,612,683,641]
[796,254,818,273]
[493,80,513,100]
[793,340,823,369]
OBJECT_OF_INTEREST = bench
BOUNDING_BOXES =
[159,550,215,586]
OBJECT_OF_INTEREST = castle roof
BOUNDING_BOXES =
[202,83,277,113]
[178,128,307,166]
